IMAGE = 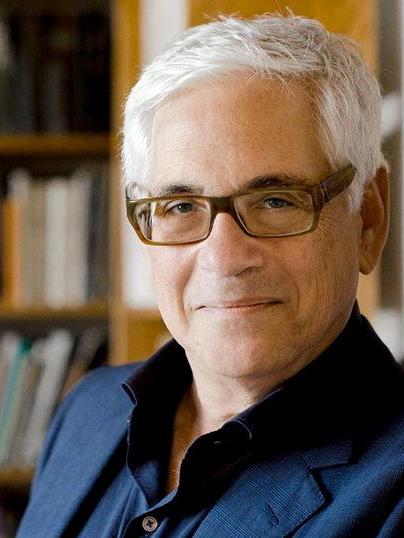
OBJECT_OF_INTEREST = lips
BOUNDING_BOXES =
[195,299,282,310]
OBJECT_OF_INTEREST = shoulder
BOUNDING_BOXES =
[33,362,142,477]
[56,362,141,420]
[69,362,141,405]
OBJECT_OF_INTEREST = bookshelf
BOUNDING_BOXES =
[0,135,110,157]
[0,0,166,523]
[0,302,108,321]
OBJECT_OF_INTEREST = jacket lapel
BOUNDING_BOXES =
[195,436,353,537]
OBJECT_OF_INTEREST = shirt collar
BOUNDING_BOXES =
[122,338,192,409]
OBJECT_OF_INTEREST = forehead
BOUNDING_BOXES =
[146,75,330,195]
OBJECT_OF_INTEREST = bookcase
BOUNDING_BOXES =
[0,0,380,532]
[0,0,165,531]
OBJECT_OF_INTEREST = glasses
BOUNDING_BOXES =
[125,165,356,246]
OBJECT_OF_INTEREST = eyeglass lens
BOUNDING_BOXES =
[133,190,315,243]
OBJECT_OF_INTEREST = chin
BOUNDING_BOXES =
[197,336,287,377]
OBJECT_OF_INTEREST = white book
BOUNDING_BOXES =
[65,169,92,305]
[44,177,69,307]
[21,329,74,466]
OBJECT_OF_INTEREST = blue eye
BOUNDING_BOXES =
[264,197,293,209]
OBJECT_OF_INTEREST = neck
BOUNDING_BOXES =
[180,369,276,438]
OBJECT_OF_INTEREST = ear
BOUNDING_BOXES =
[359,166,389,275]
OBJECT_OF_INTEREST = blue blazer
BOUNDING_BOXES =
[18,317,404,537]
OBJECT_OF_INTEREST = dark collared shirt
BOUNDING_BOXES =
[74,307,361,537]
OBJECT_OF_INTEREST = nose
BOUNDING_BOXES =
[197,212,265,277]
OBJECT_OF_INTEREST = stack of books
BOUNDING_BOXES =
[0,10,110,134]
[0,326,107,468]
[0,167,109,307]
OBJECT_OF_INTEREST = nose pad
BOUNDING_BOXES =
[209,198,247,237]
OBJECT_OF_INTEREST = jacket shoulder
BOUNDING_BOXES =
[33,362,142,479]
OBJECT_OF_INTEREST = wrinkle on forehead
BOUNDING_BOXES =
[148,75,330,196]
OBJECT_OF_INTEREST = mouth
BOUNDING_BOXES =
[195,299,283,313]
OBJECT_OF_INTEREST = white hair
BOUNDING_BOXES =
[123,14,384,210]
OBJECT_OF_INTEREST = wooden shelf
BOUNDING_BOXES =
[0,301,109,321]
[0,467,34,490]
[127,308,163,321]
[0,134,110,157]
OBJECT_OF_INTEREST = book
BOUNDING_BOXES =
[14,15,38,132]
[0,337,31,466]
[0,332,21,413]
[88,167,109,300]
[30,180,46,304]
[40,15,78,133]
[59,326,107,400]
[5,340,44,467]
[21,329,74,466]
[65,169,92,305]
[0,17,16,134]
[43,177,69,307]
[7,169,34,305]
[74,12,110,132]
[0,197,22,305]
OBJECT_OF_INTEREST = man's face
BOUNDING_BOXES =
[142,76,363,387]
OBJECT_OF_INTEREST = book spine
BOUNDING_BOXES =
[1,198,22,306]
[65,170,91,304]
[44,178,69,307]
[21,330,74,465]
[6,169,32,305]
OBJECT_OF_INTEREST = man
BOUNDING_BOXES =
[18,14,403,537]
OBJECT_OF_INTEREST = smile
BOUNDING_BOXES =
[195,300,283,314]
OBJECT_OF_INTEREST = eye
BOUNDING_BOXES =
[165,201,195,214]
[263,197,294,209]
[172,202,194,213]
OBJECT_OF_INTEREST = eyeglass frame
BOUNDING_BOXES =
[125,164,356,246]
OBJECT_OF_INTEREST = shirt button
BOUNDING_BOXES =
[142,515,159,532]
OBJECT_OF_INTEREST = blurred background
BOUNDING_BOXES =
[0,0,402,534]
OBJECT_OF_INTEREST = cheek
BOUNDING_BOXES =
[146,247,193,324]
[307,222,360,310]
[280,215,360,316]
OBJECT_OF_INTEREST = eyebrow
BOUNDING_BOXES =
[152,174,306,197]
